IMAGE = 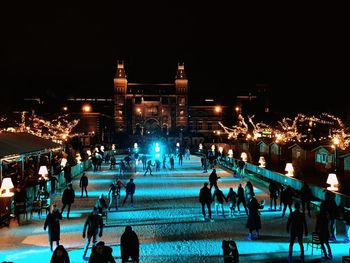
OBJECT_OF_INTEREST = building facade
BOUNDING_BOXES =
[114,61,188,136]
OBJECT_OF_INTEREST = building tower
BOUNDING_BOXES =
[114,60,127,133]
[175,62,188,132]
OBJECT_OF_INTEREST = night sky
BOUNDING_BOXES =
[1,3,349,115]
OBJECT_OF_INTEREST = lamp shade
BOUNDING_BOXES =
[327,173,338,191]
[218,146,223,154]
[1,178,14,197]
[60,158,67,167]
[285,163,294,176]
[241,152,248,162]
[134,143,138,149]
[228,149,233,158]
[211,145,215,151]
[199,143,203,150]
[38,166,48,175]
[259,156,266,167]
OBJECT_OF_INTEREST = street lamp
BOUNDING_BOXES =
[82,104,92,113]
[332,137,340,172]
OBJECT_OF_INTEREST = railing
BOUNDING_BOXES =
[218,157,350,207]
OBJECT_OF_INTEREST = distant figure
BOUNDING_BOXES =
[178,152,183,166]
[141,155,147,171]
[222,240,239,263]
[79,173,89,198]
[281,185,293,217]
[320,191,339,241]
[50,245,70,263]
[63,163,72,186]
[199,182,212,220]
[14,187,28,225]
[95,194,108,215]
[212,186,227,217]
[44,204,62,251]
[300,182,312,217]
[162,155,167,169]
[144,160,154,176]
[170,156,175,170]
[110,155,117,170]
[120,226,139,263]
[82,207,104,259]
[246,195,264,240]
[287,202,308,263]
[316,206,333,259]
[185,148,191,160]
[244,181,255,199]
[237,184,248,215]
[61,183,75,219]
[268,181,279,211]
[119,160,126,177]
[108,183,118,211]
[209,169,219,190]
[89,241,115,263]
[122,178,136,207]
[226,188,237,217]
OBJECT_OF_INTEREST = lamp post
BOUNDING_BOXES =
[332,137,340,172]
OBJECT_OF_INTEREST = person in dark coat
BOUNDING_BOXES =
[281,185,293,217]
[50,245,70,263]
[246,195,264,240]
[120,226,139,263]
[110,155,117,170]
[89,241,115,263]
[209,169,220,190]
[315,206,332,259]
[320,191,339,241]
[170,156,175,170]
[227,188,237,217]
[108,183,118,211]
[199,182,212,219]
[178,152,183,166]
[95,194,108,215]
[61,183,75,219]
[300,182,312,217]
[287,202,308,263]
[44,204,62,251]
[213,186,227,217]
[79,173,89,198]
[222,240,239,263]
[244,181,255,200]
[237,184,248,215]
[122,178,136,207]
[268,181,279,211]
[82,207,104,259]
[143,160,154,176]
[49,174,59,195]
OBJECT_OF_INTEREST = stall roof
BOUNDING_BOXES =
[0,132,62,159]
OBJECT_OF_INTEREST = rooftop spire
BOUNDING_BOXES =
[115,60,126,78]
[176,62,186,79]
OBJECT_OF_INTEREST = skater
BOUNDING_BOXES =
[119,160,126,177]
[268,181,279,211]
[203,157,208,173]
[63,163,72,186]
[281,185,293,217]
[287,202,308,263]
[95,194,108,215]
[89,241,115,263]
[162,154,167,169]
[209,169,219,190]
[110,155,117,170]
[122,178,136,207]
[121,226,139,263]
[199,182,212,220]
[222,240,239,263]
[170,156,175,170]
[316,206,333,259]
[246,194,264,240]
[61,183,75,219]
[50,245,70,263]
[320,191,339,241]
[227,188,237,217]
[237,184,248,215]
[44,204,62,251]
[300,182,312,217]
[79,173,89,198]
[82,207,104,259]
[244,181,255,199]
[212,185,227,217]
[144,160,154,176]
[178,152,183,166]
[141,155,147,171]
[108,183,118,211]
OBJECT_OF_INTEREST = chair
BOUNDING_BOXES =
[306,232,322,255]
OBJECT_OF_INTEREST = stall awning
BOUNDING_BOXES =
[0,132,62,159]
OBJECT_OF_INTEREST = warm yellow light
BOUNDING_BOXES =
[215,106,222,113]
[218,146,223,154]
[136,108,141,113]
[82,104,92,112]
[211,145,215,151]
[241,152,248,162]
[326,173,339,191]
[228,149,233,158]
[235,107,240,112]
[285,163,294,177]
[333,137,340,146]
[63,106,68,111]
[199,143,203,150]
[247,134,251,139]
[217,131,221,135]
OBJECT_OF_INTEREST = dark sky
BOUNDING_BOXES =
[1,3,349,115]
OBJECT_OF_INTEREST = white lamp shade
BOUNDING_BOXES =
[241,152,248,161]
[134,143,138,148]
[100,145,105,152]
[61,158,67,167]
[327,173,338,185]
[86,150,92,156]
[211,145,215,151]
[285,163,294,172]
[38,166,48,175]
[218,147,223,154]
[1,178,14,197]
[199,143,203,150]
[259,156,266,167]
[176,142,180,147]
[228,149,233,157]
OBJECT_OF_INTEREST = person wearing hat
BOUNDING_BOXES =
[199,182,212,220]
[89,241,115,263]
